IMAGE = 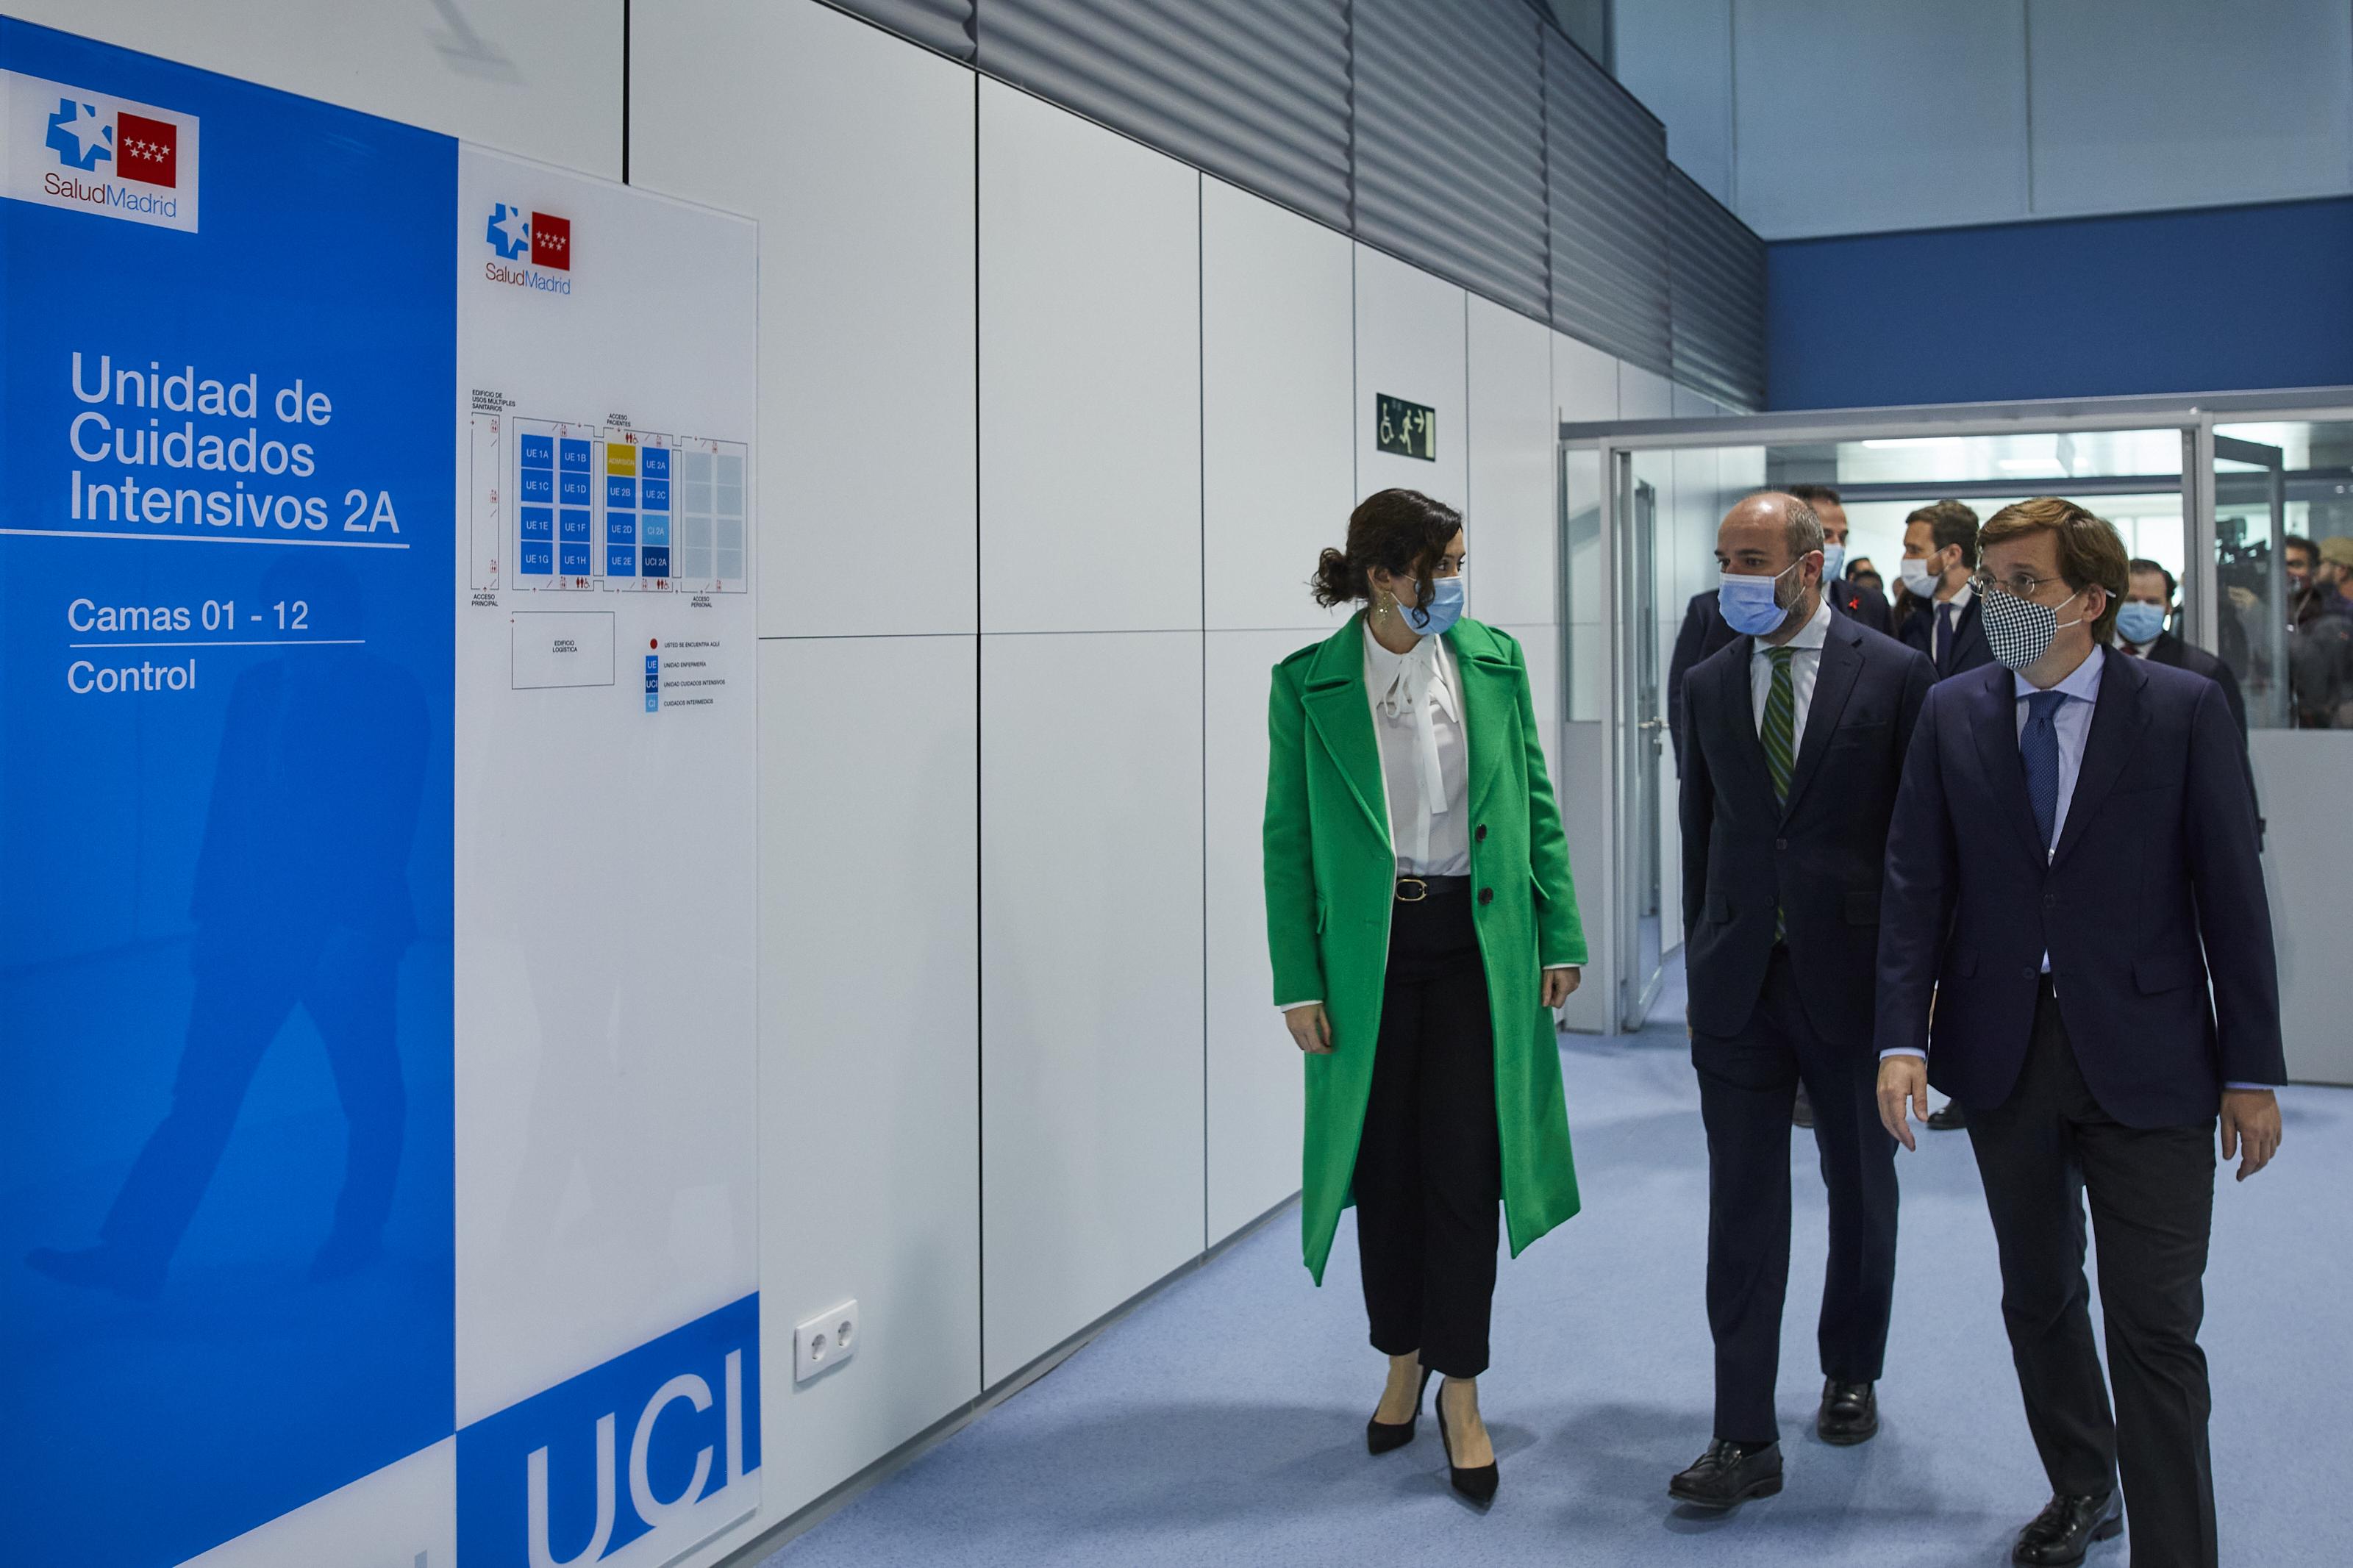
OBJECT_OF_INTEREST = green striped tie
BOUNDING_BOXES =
[1763,646,1796,804]
[1763,646,1795,941]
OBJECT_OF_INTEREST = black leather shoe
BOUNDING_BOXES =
[1927,1101,1968,1131]
[2011,1492,2121,1565]
[1435,1385,1499,1505]
[1366,1367,1432,1454]
[24,1245,164,1301]
[1816,1379,1878,1445]
[1792,1084,1815,1128]
[1668,1439,1783,1508]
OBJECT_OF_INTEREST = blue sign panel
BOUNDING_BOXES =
[457,1294,762,1567]
[0,21,456,1568]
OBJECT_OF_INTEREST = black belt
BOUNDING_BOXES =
[1394,874,1470,903]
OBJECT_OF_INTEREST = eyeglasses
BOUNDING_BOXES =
[1971,568,2068,601]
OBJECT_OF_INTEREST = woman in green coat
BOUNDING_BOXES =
[1263,488,1586,1505]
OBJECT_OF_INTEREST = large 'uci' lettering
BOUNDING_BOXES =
[518,1348,748,1566]
[526,1413,615,1568]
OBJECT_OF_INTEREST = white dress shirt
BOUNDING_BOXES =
[1275,623,1571,1011]
[1749,593,1833,738]
[1365,624,1471,877]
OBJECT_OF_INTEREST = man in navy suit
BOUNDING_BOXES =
[1895,500,1993,681]
[1877,499,2284,1568]
[1667,493,1934,1508]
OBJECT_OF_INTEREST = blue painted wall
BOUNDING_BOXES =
[1767,196,2353,409]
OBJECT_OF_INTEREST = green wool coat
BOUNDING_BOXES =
[1263,612,1588,1284]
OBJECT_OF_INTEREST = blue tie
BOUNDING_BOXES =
[1936,601,1957,670]
[2021,690,2066,852]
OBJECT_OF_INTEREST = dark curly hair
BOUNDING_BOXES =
[1310,489,1463,612]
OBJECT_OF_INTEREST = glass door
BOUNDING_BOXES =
[1615,455,1668,1030]
[2212,433,2290,728]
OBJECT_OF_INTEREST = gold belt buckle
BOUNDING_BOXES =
[1395,877,1428,903]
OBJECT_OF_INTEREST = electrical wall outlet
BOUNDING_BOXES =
[793,1299,860,1383]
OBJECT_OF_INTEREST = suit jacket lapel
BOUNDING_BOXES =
[2051,651,2147,867]
[1957,598,1988,676]
[1966,668,2051,866]
[1449,622,1513,822]
[1780,615,1862,820]
[1300,615,1389,847]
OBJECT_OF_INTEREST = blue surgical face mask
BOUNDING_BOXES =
[1821,542,1846,584]
[2114,600,2167,645]
[1718,561,1800,637]
[1400,572,1467,637]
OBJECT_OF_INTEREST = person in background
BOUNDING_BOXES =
[1891,498,1990,1131]
[2318,537,2353,614]
[2284,535,2343,624]
[1787,484,1892,635]
[1877,498,2282,1568]
[1895,501,1990,681]
[2271,536,2353,727]
[2118,560,2262,845]
[1263,489,1585,1506]
[1669,493,1932,1509]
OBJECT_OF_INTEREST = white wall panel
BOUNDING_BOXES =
[1554,715,1612,1034]
[1671,384,1721,420]
[24,0,621,176]
[1553,332,1621,425]
[1202,178,1357,634]
[2253,731,2353,1085]
[1204,629,1312,1245]
[2027,0,2353,218]
[1466,298,1560,628]
[759,634,981,1516]
[1611,0,1735,209]
[981,631,1205,1382]
[1550,336,1614,1037]
[980,82,1202,634]
[1729,0,2028,239]
[1620,362,1674,421]
[1355,244,1469,510]
[634,0,977,637]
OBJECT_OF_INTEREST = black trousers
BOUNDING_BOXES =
[1353,884,1501,1380]
[1968,978,2218,1568]
[1691,948,1899,1445]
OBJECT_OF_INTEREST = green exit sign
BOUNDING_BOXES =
[1376,394,1435,461]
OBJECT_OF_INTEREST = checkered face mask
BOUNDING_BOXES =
[1981,584,2082,671]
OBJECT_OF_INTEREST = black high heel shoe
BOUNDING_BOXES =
[1366,1366,1432,1454]
[1435,1382,1499,1504]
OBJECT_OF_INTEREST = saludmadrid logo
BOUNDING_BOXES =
[7,70,201,232]
[484,201,574,296]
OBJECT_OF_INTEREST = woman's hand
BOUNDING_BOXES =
[1541,967,1579,1009]
[1283,1003,1334,1054]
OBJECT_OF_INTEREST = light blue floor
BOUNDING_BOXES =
[768,964,2352,1567]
